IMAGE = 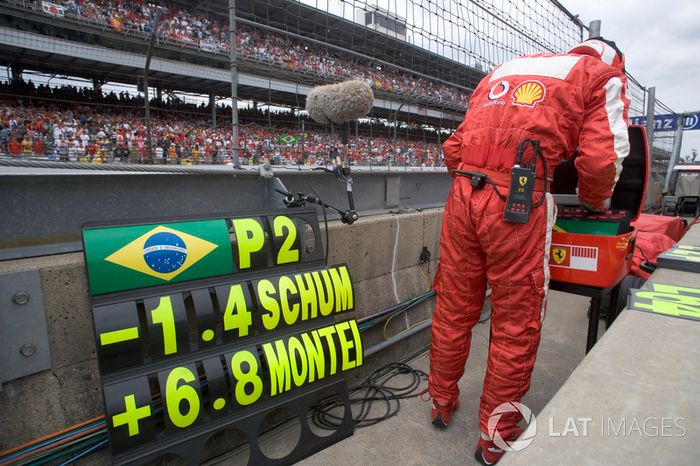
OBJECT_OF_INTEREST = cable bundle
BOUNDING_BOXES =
[357,290,435,333]
[0,417,108,466]
[311,362,427,429]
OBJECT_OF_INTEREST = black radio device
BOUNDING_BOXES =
[503,139,546,224]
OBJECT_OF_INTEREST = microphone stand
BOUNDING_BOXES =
[275,189,357,224]
[276,121,359,225]
[336,122,358,224]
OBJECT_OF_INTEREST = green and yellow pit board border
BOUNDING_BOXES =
[85,208,359,463]
[628,281,700,322]
[82,210,323,296]
[656,245,700,273]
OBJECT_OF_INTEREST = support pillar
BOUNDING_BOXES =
[10,64,22,83]
[210,91,216,129]
[664,115,686,194]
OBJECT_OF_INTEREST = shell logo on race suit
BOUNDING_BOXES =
[512,80,546,108]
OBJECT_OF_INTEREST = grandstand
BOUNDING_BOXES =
[0,78,446,165]
[0,0,671,171]
[0,0,475,112]
[0,0,482,103]
[0,0,502,164]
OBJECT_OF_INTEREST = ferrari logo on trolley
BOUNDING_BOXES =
[549,244,598,271]
[552,247,567,265]
[106,225,219,281]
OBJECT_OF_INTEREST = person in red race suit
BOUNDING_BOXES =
[427,38,630,465]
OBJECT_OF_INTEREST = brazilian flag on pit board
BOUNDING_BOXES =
[83,219,233,295]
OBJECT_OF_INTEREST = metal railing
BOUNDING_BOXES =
[0,151,445,169]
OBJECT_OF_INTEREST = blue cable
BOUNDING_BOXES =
[0,420,105,463]
[57,439,109,466]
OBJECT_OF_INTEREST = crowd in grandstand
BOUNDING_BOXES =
[20,0,469,107]
[0,81,445,166]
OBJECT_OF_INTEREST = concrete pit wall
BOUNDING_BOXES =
[0,208,443,462]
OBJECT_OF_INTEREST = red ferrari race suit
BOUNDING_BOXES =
[429,39,631,439]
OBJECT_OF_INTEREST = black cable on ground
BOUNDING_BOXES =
[311,362,428,430]
[310,288,493,431]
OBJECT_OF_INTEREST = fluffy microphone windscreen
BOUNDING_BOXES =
[305,80,374,124]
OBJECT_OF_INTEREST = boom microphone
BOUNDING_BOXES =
[304,81,371,226]
[305,80,374,125]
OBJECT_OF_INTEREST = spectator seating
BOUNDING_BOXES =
[12,0,469,107]
[0,83,445,166]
